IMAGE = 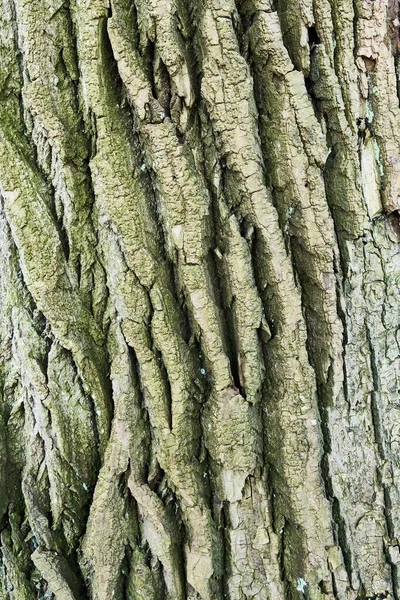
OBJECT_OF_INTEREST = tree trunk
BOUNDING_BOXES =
[1,0,400,598]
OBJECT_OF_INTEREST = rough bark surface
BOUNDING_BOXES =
[1,0,400,598]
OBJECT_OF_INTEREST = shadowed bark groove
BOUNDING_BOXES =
[1,0,400,599]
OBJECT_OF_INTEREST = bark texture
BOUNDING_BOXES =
[1,0,400,598]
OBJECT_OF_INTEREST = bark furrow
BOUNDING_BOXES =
[1,0,400,599]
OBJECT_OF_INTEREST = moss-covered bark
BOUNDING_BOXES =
[1,0,400,598]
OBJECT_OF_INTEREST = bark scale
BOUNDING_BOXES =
[1,0,400,598]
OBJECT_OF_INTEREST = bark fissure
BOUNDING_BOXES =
[2,0,400,599]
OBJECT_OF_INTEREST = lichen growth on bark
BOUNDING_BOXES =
[1,0,400,599]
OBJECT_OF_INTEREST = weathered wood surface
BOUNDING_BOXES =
[1,0,400,598]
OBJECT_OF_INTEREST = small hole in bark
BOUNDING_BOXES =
[363,56,376,72]
[385,210,400,243]
[118,466,130,496]
[76,254,81,287]
[176,129,186,145]
[318,579,329,594]
[57,223,70,261]
[308,26,321,47]
[304,75,312,90]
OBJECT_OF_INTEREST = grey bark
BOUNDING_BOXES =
[1,0,400,599]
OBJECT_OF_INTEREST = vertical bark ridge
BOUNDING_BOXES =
[72,2,224,596]
[332,233,396,597]
[263,0,400,596]
[0,213,42,600]
[316,1,400,596]
[273,0,365,237]
[311,3,400,595]
[240,0,343,408]
[79,319,169,600]
[106,3,282,597]
[188,0,342,596]
[98,231,184,599]
[273,0,314,75]
[363,222,400,597]
[0,130,111,457]
[238,7,355,596]
[108,2,294,596]
[354,0,400,213]
[2,243,97,595]
[2,0,400,598]
[0,3,110,589]
[205,198,283,597]
[13,0,98,306]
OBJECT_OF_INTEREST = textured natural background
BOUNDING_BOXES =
[1,0,400,598]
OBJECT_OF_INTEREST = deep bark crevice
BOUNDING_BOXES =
[2,1,400,598]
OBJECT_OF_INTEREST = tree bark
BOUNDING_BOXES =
[1,0,400,598]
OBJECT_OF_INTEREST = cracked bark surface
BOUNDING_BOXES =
[1,0,400,598]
